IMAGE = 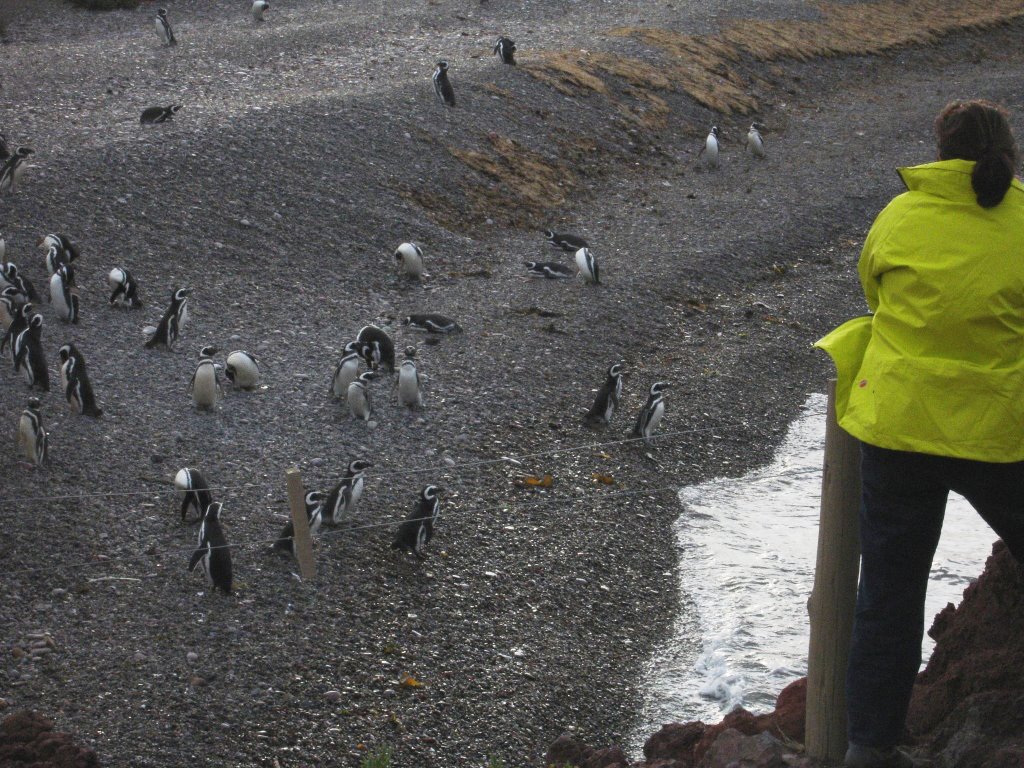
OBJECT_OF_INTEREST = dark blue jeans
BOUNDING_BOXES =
[846,443,1024,748]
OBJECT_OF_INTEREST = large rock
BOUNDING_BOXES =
[0,710,100,767]
[697,729,801,768]
[643,721,707,766]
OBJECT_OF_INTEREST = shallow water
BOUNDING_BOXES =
[631,393,996,752]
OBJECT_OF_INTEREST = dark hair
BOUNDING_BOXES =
[935,100,1018,208]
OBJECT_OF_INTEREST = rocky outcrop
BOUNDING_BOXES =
[0,711,100,767]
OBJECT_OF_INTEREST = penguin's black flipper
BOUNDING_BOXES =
[188,545,206,572]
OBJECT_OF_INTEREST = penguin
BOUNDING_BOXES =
[394,242,426,281]
[14,313,48,391]
[0,147,34,194]
[0,232,5,260]
[44,244,68,276]
[397,346,422,408]
[175,467,213,524]
[0,287,22,330]
[402,314,462,334]
[58,343,103,417]
[320,459,373,526]
[140,105,181,124]
[330,341,362,399]
[544,230,589,252]
[631,381,669,445]
[272,491,325,558]
[155,8,177,46]
[584,362,625,427]
[745,122,766,158]
[0,135,9,161]
[144,287,191,349]
[356,324,395,372]
[494,36,516,65]
[524,260,575,279]
[433,61,456,107]
[224,350,260,390]
[39,233,81,270]
[347,371,376,421]
[252,0,270,22]
[1,301,33,362]
[188,502,233,595]
[188,345,222,410]
[108,267,143,309]
[698,126,720,168]
[575,247,600,284]
[17,397,47,467]
[392,485,441,560]
[1,262,40,302]
[49,264,79,324]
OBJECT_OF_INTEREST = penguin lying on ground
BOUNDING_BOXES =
[524,261,575,279]
[402,314,462,334]
[544,230,588,252]
[140,105,181,124]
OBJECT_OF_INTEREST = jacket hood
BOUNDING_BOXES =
[897,158,1024,201]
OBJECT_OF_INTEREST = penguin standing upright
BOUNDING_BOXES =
[397,346,423,408]
[356,324,395,372]
[330,341,363,399]
[140,105,182,124]
[252,0,270,22]
[631,382,669,445]
[584,362,625,426]
[394,242,426,281]
[544,230,589,252]
[494,36,517,65]
[14,313,48,391]
[320,459,373,526]
[698,126,720,169]
[49,264,79,324]
[0,147,35,195]
[58,343,103,417]
[17,397,48,467]
[0,287,22,329]
[1,301,32,362]
[392,485,441,559]
[272,491,325,558]
[433,61,456,107]
[144,287,191,349]
[225,350,260,390]
[575,247,600,285]
[188,502,233,595]
[347,371,376,421]
[1,263,40,302]
[745,123,766,158]
[175,467,213,524]
[155,7,177,46]
[188,345,222,410]
[108,267,143,309]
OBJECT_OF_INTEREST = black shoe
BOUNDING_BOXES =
[845,743,928,768]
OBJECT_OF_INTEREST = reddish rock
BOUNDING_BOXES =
[693,707,773,763]
[644,721,707,765]
[0,710,99,767]
[545,732,587,767]
[697,729,793,768]
[584,745,629,768]
[771,677,806,742]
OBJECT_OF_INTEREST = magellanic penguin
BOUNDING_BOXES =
[144,287,191,349]
[108,267,143,309]
[58,343,103,417]
[544,230,589,252]
[0,287,22,330]
[252,0,270,22]
[698,126,720,169]
[394,242,426,281]
[44,243,68,276]
[494,36,516,65]
[39,233,81,267]
[155,7,177,46]
[140,105,181,124]
[433,61,456,107]
[631,381,669,445]
[397,346,423,408]
[402,314,462,334]
[320,459,373,526]
[17,397,48,467]
[225,350,260,390]
[14,313,49,391]
[575,247,600,285]
[392,485,441,560]
[272,491,325,558]
[584,362,625,427]
[175,467,213,524]
[1,262,40,302]
[0,147,35,195]
[524,260,576,279]
[1,301,33,362]
[330,341,363,399]
[188,345,223,410]
[49,264,79,324]
[356,324,395,373]
[347,371,376,422]
[189,502,233,595]
[745,123,766,158]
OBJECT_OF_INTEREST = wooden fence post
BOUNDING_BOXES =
[285,467,317,581]
[805,380,862,763]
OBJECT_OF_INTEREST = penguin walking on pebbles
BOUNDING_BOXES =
[175,467,213,524]
[584,362,624,427]
[433,61,456,107]
[631,382,669,445]
[402,314,462,334]
[397,347,423,408]
[698,126,720,169]
[144,287,191,349]
[272,491,325,559]
[188,345,223,410]
[140,105,181,124]
[17,397,48,467]
[330,341,363,399]
[189,502,233,595]
[225,350,260,390]
[524,261,575,279]
[392,485,441,560]
[394,242,426,281]
[321,459,373,526]
[252,0,270,21]
[544,230,588,252]
[356,324,395,373]
[155,8,177,46]
[575,247,600,285]
[58,343,103,417]
[108,267,143,309]
[15,314,48,391]
[745,123,766,158]
[49,264,79,324]
[0,147,35,195]
[494,36,516,65]
[347,371,376,422]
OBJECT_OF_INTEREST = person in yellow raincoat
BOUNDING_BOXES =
[816,100,1024,768]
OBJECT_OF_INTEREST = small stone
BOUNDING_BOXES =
[51,588,67,598]
[11,647,25,660]
[186,651,199,663]
[134,651,147,663]
[325,690,342,703]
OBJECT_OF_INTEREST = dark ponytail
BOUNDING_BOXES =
[935,100,1018,208]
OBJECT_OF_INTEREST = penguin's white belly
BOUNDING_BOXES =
[648,401,665,435]
[49,274,69,317]
[705,139,719,166]
[192,365,218,408]
[398,366,420,406]
[347,383,370,420]
[332,359,359,397]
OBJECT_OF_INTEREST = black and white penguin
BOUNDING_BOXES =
[43,244,67,276]
[347,371,376,421]
[1,262,40,302]
[394,242,426,281]
[320,459,373,526]
[575,247,600,284]
[745,122,766,159]
[188,345,222,410]
[544,230,589,252]
[17,397,47,467]
[49,264,79,324]
[0,147,35,195]
[356,324,395,373]
[698,126,720,168]
[108,267,143,309]
[58,343,103,417]
[0,287,22,330]
[189,502,233,595]
[330,341,362,399]
[272,491,325,558]
[584,362,625,427]
[392,485,441,560]
[402,314,462,334]
[1,301,33,362]
[524,260,575,279]
[14,313,48,391]
[252,0,270,22]
[631,381,669,445]
[144,287,191,349]
[433,61,456,107]
[397,346,422,408]
[175,467,213,524]
[494,36,517,65]
[225,350,260,390]
[140,104,181,124]
[155,7,177,46]
[39,234,81,271]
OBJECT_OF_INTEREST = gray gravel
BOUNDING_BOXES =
[2,2,1024,766]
